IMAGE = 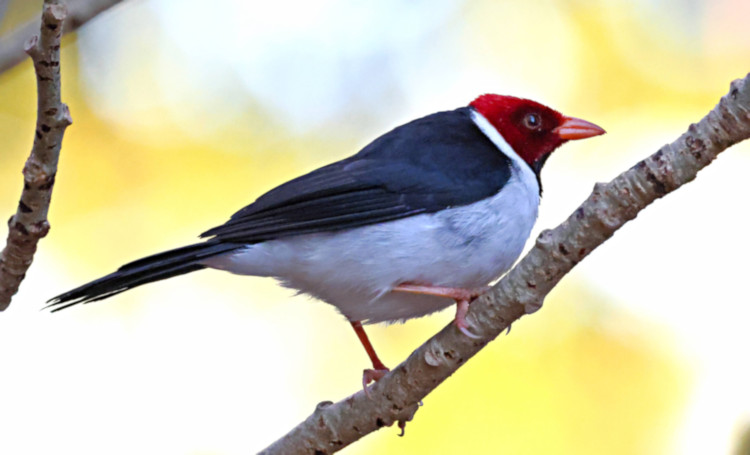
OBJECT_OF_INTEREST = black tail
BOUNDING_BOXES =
[47,241,240,312]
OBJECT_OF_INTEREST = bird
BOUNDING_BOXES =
[48,94,605,388]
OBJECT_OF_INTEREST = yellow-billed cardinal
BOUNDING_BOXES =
[48,95,604,387]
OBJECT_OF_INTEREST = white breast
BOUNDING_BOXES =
[202,111,541,323]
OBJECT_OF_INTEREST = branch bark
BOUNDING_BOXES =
[0,0,72,310]
[0,0,126,75]
[260,73,750,454]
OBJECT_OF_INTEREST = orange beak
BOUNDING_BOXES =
[553,116,606,140]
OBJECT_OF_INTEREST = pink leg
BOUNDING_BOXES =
[351,321,389,396]
[392,283,489,339]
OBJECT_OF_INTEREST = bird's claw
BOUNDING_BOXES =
[456,321,481,339]
[398,419,407,436]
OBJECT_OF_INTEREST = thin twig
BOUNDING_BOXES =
[0,0,126,75]
[260,73,750,454]
[0,0,72,310]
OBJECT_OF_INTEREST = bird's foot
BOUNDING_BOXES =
[351,320,391,397]
[393,283,489,338]
[362,367,390,398]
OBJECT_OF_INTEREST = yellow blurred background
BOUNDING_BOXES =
[1,0,749,453]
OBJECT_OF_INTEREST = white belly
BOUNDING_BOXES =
[202,166,540,324]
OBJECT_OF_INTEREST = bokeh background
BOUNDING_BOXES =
[1,0,749,453]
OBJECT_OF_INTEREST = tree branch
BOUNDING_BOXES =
[0,0,72,310]
[0,0,126,76]
[260,73,750,454]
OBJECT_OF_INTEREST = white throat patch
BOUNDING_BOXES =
[470,109,531,173]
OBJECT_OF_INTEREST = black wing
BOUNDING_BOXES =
[201,107,512,244]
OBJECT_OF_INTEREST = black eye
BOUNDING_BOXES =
[523,112,542,130]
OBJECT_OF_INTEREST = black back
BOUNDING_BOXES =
[201,107,513,243]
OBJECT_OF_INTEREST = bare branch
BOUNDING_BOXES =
[0,0,126,75]
[260,73,750,454]
[0,0,72,310]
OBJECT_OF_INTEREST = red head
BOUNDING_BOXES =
[469,95,605,171]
